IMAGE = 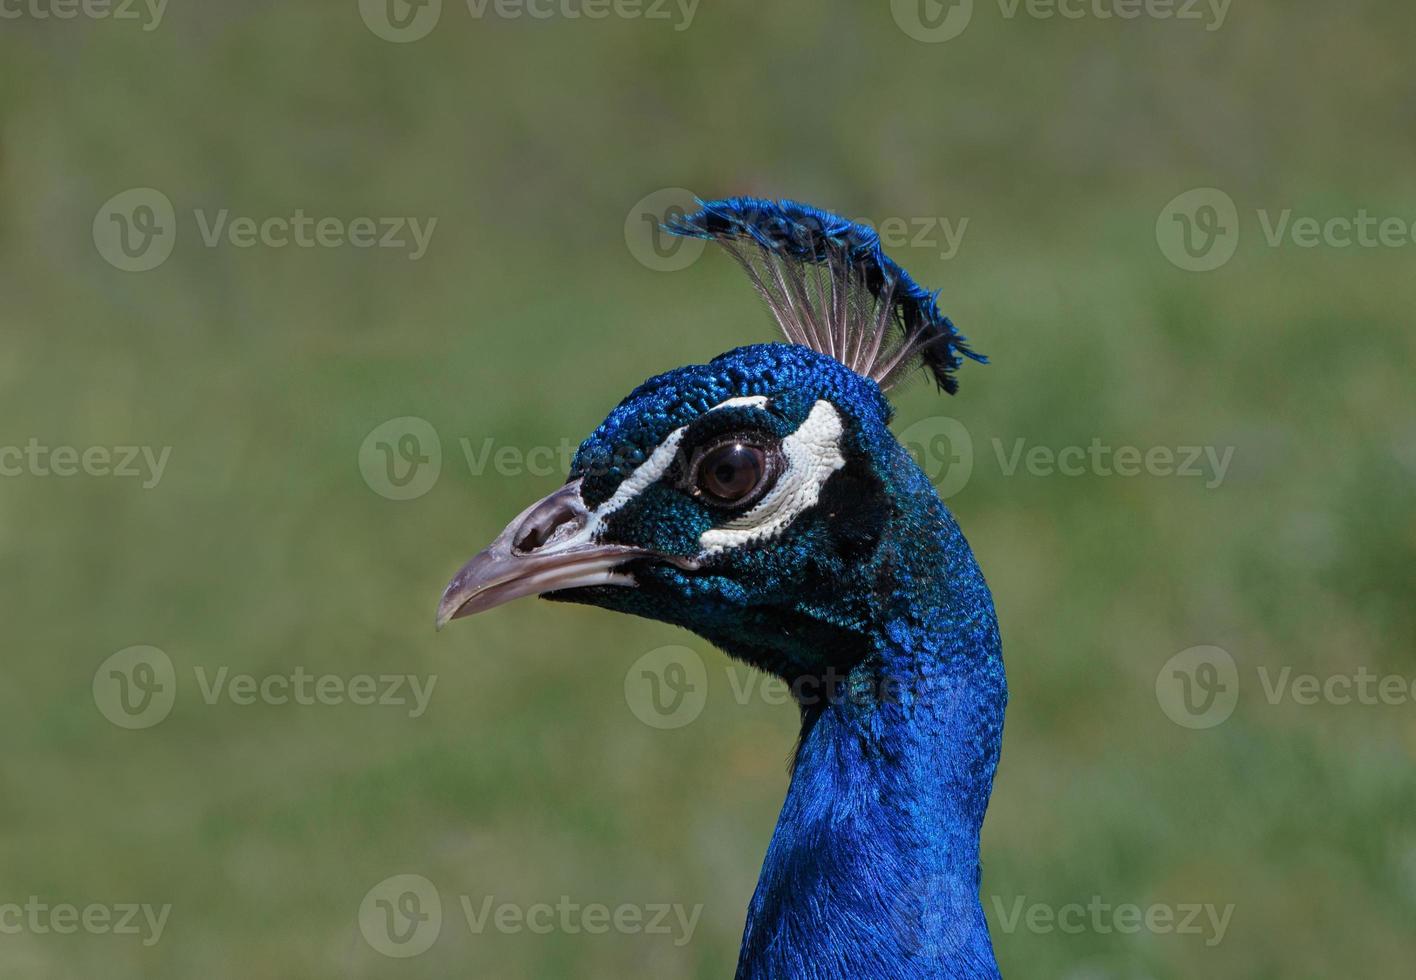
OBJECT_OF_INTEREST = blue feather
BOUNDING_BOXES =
[439,199,1007,977]
[666,197,986,394]
[565,345,1008,978]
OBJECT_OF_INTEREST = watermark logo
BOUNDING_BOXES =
[359,420,597,499]
[359,874,442,958]
[1156,188,1241,272]
[893,0,1229,41]
[93,646,177,730]
[626,647,912,728]
[624,645,708,729]
[94,651,437,728]
[624,187,705,273]
[891,0,974,43]
[358,875,701,954]
[464,0,699,30]
[1155,645,1239,730]
[898,416,1235,495]
[360,0,697,41]
[94,189,437,271]
[92,188,177,272]
[898,415,974,499]
[358,0,443,41]
[626,191,970,270]
[893,874,977,962]
[1158,647,1416,728]
[360,417,442,501]
[1159,188,1416,271]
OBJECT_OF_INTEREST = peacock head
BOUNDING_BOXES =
[436,198,985,683]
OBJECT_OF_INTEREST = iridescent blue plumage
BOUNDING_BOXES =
[437,198,1005,978]
[562,345,1006,978]
[666,197,986,393]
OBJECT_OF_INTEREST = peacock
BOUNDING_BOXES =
[436,197,1007,979]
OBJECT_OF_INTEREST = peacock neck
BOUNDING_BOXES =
[736,477,1007,979]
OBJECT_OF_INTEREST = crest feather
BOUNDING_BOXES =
[665,197,985,394]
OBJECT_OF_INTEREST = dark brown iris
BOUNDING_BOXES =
[697,442,767,504]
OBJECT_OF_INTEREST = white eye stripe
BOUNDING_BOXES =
[586,395,772,533]
[699,400,845,555]
[594,426,687,524]
[714,395,770,409]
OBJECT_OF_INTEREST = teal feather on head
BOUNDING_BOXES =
[665,196,986,393]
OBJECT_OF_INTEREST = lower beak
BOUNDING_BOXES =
[435,479,648,629]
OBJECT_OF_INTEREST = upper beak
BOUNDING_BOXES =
[435,478,648,630]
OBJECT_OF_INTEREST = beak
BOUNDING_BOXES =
[435,478,648,630]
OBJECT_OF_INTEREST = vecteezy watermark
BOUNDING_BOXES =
[1156,188,1241,272]
[992,438,1234,489]
[358,416,592,500]
[358,0,443,41]
[358,0,698,43]
[365,414,1234,509]
[1156,645,1240,729]
[93,647,437,729]
[1157,646,1416,729]
[991,895,1235,947]
[93,646,178,730]
[0,898,171,947]
[624,646,912,729]
[0,0,167,30]
[891,0,1230,43]
[857,214,968,260]
[0,440,171,488]
[91,188,177,272]
[358,874,702,958]
[624,188,706,273]
[192,667,436,717]
[624,188,969,272]
[359,417,443,501]
[897,416,1235,499]
[459,894,701,947]
[464,0,699,30]
[1255,666,1416,707]
[1157,187,1416,271]
[459,436,580,479]
[890,0,975,42]
[624,645,710,729]
[892,875,979,961]
[359,875,442,958]
[358,415,573,501]
[93,188,437,271]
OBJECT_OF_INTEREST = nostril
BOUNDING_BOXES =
[512,495,583,553]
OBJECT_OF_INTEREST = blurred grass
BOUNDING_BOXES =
[0,1,1413,977]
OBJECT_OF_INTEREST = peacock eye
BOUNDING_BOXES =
[695,441,770,506]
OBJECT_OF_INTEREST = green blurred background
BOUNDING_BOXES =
[2,1,1413,976]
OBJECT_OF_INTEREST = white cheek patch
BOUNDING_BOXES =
[699,399,846,555]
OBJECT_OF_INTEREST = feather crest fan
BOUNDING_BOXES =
[666,197,985,393]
